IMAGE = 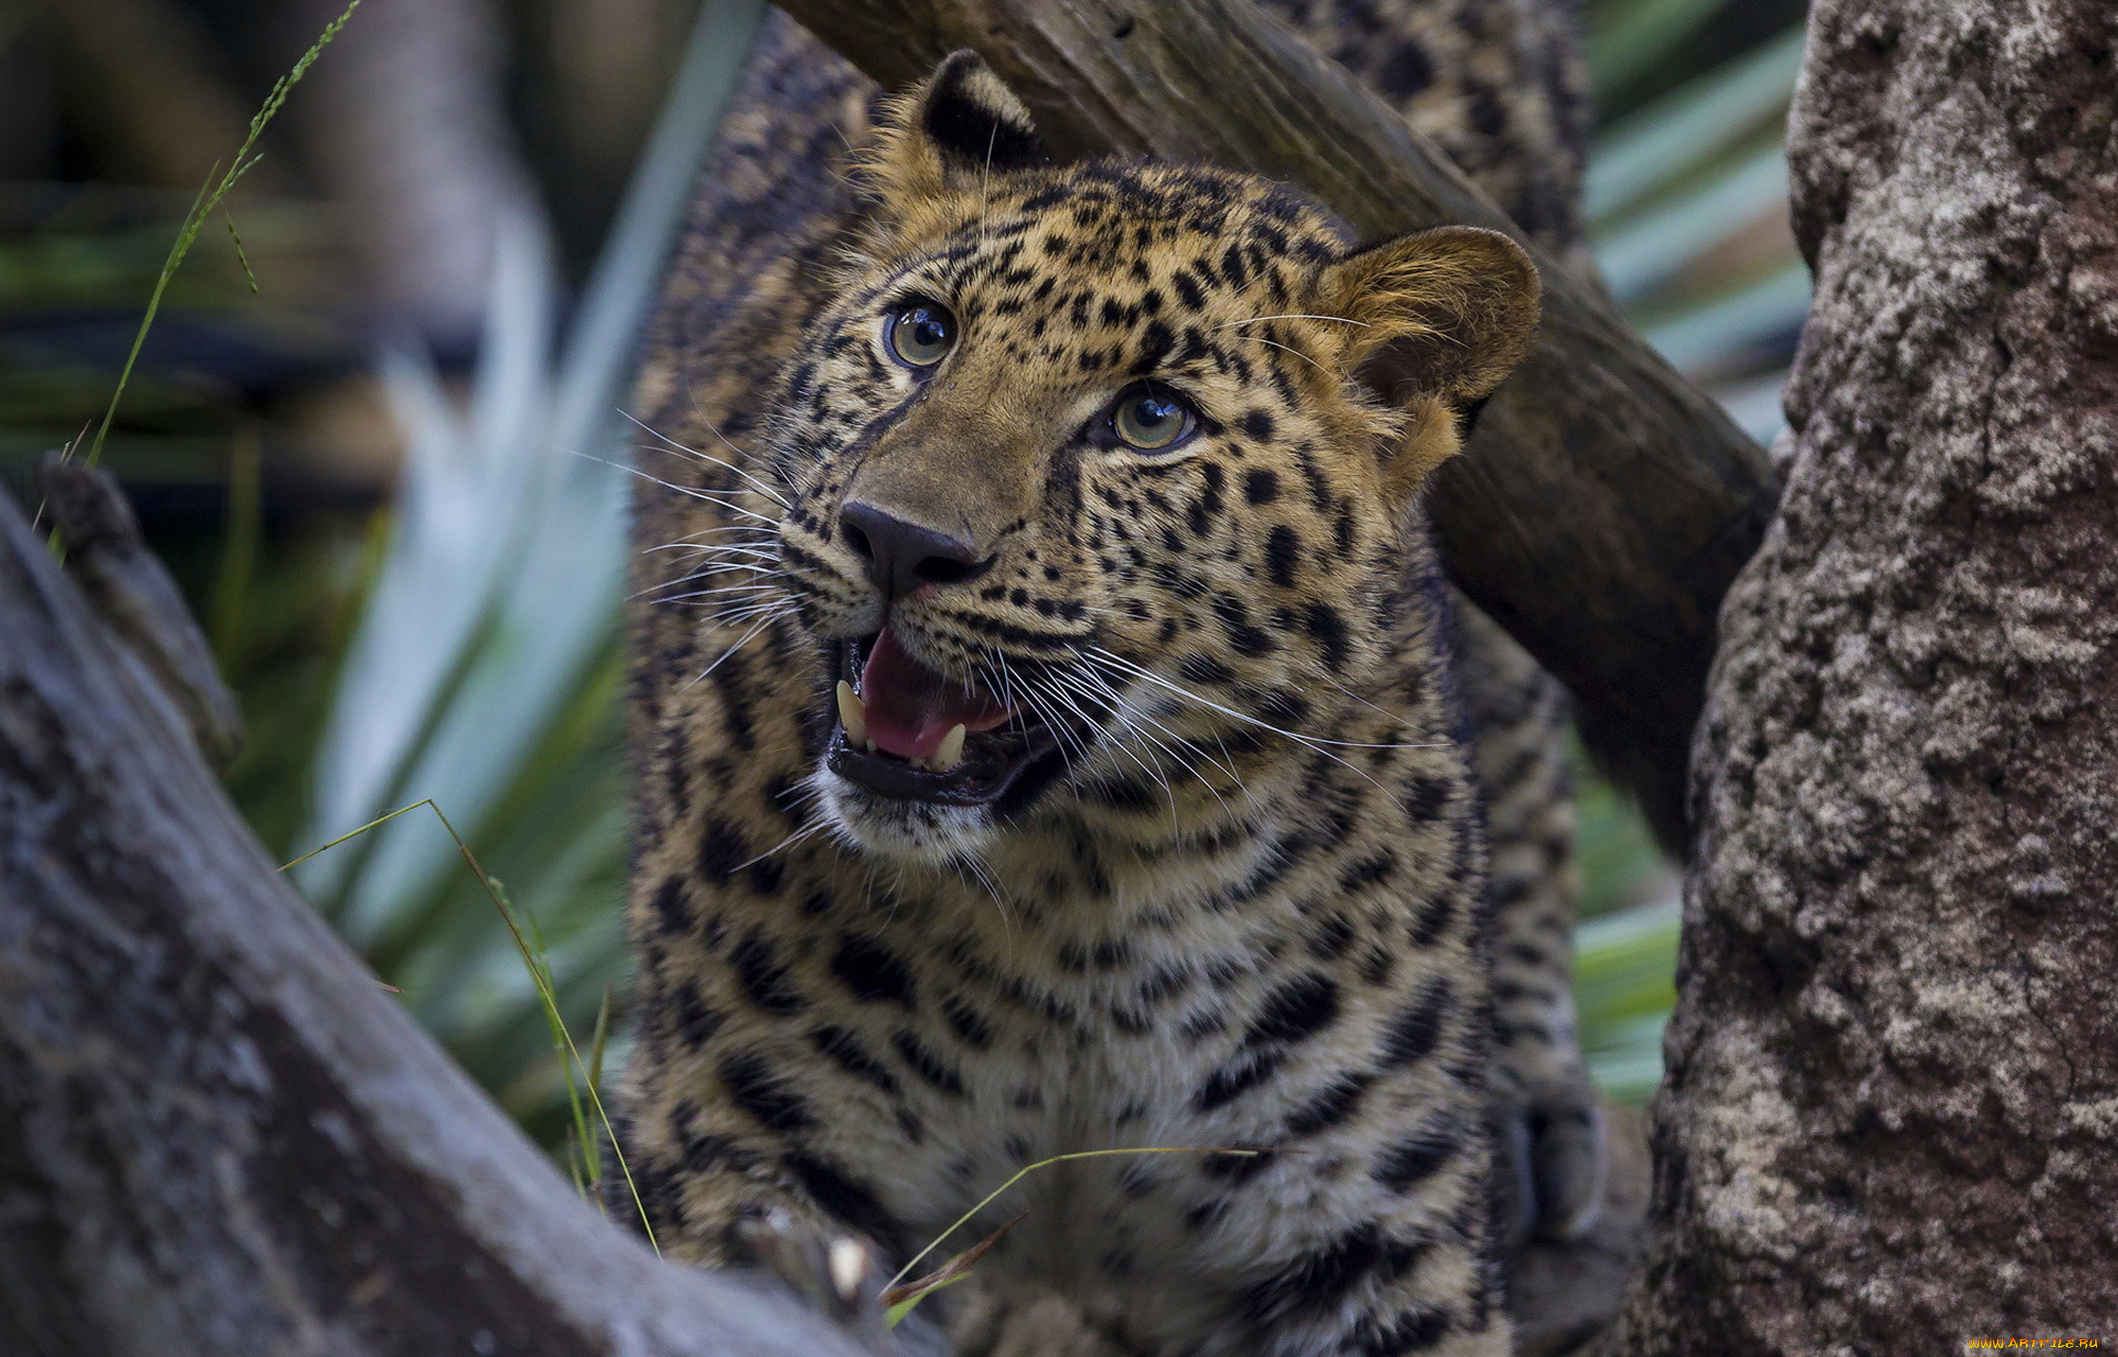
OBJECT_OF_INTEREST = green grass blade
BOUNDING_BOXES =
[209,425,262,668]
[82,1,360,468]
[1573,897,1682,1102]
[281,797,660,1251]
[224,213,260,293]
[1640,260,1811,373]
[279,798,443,873]
[80,172,214,470]
[1595,143,1789,302]
[584,986,614,1191]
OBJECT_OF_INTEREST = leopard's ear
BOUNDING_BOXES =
[1319,226,1539,489]
[1324,226,1540,409]
[869,51,1051,218]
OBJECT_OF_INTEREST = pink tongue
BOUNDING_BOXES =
[859,629,1012,760]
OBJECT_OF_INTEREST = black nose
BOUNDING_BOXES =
[839,501,994,600]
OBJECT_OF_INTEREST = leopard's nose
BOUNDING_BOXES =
[839,501,995,600]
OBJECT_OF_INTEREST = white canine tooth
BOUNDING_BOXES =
[835,680,868,747]
[930,723,968,773]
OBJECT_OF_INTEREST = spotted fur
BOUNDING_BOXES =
[618,8,1602,1355]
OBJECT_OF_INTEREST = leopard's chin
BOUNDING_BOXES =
[810,771,1005,867]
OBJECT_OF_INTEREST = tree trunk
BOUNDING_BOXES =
[772,0,1783,848]
[0,475,877,1357]
[1615,1,2118,1348]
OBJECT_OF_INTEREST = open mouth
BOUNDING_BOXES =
[826,629,1063,806]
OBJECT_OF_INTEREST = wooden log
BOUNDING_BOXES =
[0,476,877,1357]
[768,0,1783,846]
[35,456,244,769]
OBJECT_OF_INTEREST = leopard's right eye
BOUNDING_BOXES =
[885,301,956,369]
[1107,382,1199,453]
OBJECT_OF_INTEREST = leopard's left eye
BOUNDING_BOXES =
[885,300,956,368]
[1108,382,1198,453]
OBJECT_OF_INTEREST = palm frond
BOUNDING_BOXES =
[288,0,767,1139]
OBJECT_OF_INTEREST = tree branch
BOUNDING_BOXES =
[769,0,1781,846]
[36,456,244,769]
[0,478,876,1357]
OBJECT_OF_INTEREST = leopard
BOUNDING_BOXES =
[614,6,1607,1355]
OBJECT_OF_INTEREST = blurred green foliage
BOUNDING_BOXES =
[1559,0,1808,1101]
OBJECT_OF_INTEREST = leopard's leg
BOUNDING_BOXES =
[602,1066,862,1309]
[601,1059,954,1355]
[1240,1127,1515,1357]
[1450,598,1606,1243]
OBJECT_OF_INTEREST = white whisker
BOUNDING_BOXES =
[568,450,783,525]
[1238,334,1333,377]
[730,818,831,873]
[646,582,786,606]
[1215,313,1369,330]
[1088,648,1438,750]
[622,409,790,506]
[684,615,781,689]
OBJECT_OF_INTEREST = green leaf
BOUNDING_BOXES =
[1589,26,1807,224]
[1587,0,1727,100]
[1640,260,1811,374]
[1594,143,1789,302]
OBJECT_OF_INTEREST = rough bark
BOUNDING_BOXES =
[0,477,878,1357]
[35,458,244,771]
[772,0,1784,848]
[1615,1,2118,1348]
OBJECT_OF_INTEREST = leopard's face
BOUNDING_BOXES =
[757,55,1538,866]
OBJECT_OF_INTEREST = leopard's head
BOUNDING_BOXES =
[765,52,1539,865]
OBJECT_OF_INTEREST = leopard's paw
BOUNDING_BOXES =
[736,1207,893,1341]
[950,1286,1132,1357]
[1489,1056,1606,1245]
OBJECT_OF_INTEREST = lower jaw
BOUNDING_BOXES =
[824,725,1069,814]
